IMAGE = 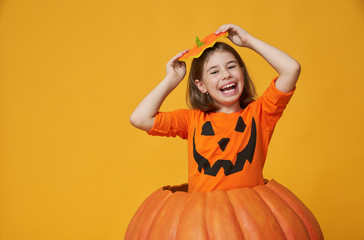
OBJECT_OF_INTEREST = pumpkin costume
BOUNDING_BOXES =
[148,77,294,193]
[126,32,323,239]
[126,78,323,239]
[125,180,323,239]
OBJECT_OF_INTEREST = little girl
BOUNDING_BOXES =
[129,24,300,193]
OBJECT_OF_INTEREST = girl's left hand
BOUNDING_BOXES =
[215,24,252,48]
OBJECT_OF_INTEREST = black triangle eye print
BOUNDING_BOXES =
[193,117,256,176]
[201,121,215,136]
[235,116,246,132]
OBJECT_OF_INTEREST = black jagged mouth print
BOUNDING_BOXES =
[193,117,257,176]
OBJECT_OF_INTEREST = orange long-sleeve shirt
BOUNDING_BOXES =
[148,77,295,193]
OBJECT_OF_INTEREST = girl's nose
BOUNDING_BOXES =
[221,68,232,80]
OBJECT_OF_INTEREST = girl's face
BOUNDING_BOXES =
[195,50,244,113]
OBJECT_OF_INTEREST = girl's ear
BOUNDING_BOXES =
[194,79,207,93]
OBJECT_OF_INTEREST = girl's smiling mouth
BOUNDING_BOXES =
[220,83,237,94]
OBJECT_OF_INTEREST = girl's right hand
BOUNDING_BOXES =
[165,50,189,86]
[215,24,252,48]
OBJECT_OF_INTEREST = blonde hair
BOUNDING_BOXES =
[186,42,257,112]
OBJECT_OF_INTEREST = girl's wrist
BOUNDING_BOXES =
[243,34,256,49]
[163,75,181,90]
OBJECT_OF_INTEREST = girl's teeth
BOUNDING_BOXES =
[221,83,236,93]
[223,88,234,93]
[222,84,235,89]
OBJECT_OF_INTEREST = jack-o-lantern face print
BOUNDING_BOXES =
[193,117,256,176]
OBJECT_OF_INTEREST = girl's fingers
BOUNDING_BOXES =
[215,23,239,35]
[215,24,228,34]
[168,49,188,64]
[177,49,189,58]
[217,24,232,33]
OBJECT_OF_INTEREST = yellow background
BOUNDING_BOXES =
[1,0,363,239]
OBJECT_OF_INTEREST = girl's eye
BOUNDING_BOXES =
[228,65,236,69]
[210,71,218,75]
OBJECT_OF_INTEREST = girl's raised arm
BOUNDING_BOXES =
[129,50,188,132]
[216,24,301,93]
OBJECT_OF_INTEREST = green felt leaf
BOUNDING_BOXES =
[196,36,205,47]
